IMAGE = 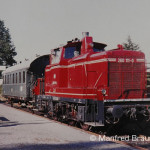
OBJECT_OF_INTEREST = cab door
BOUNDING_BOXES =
[48,48,62,90]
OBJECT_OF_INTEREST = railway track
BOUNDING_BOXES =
[1,100,150,150]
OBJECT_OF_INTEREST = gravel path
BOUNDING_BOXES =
[0,103,137,150]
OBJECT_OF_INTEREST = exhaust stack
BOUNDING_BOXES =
[82,32,89,38]
[81,32,93,55]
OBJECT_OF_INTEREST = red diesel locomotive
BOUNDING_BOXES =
[32,32,149,127]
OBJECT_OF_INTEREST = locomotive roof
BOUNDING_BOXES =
[63,41,107,49]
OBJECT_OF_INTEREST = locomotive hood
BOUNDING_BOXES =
[106,45,145,60]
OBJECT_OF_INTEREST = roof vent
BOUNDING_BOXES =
[117,44,123,50]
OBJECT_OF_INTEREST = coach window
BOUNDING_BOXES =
[2,76,4,84]
[23,71,25,83]
[16,73,17,83]
[4,75,5,84]
[13,74,14,84]
[6,75,7,84]
[8,75,9,84]
[19,72,21,83]
[5,75,6,84]
[10,74,11,84]
[3,75,5,84]
[3,75,4,84]
[51,48,62,64]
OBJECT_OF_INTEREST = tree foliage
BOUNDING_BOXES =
[123,36,140,51]
[0,20,17,66]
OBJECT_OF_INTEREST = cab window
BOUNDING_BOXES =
[93,42,105,52]
[51,48,62,64]
[64,47,76,59]
[93,48,104,52]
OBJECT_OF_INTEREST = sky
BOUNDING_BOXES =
[0,0,150,63]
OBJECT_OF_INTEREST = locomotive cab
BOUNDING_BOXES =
[45,32,107,98]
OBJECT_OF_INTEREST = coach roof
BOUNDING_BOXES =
[2,61,32,74]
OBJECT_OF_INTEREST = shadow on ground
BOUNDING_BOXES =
[0,141,134,150]
[0,121,53,127]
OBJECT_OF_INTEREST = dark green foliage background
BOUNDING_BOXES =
[0,20,17,67]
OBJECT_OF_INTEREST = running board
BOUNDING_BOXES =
[85,122,104,127]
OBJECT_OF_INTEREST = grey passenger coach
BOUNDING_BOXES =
[2,55,49,102]
[2,61,33,101]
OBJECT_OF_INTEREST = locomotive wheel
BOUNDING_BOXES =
[80,123,89,131]
[68,120,75,126]
[53,116,58,121]
[143,111,150,122]
[105,115,119,124]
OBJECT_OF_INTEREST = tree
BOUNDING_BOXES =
[123,36,140,50]
[0,20,17,67]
